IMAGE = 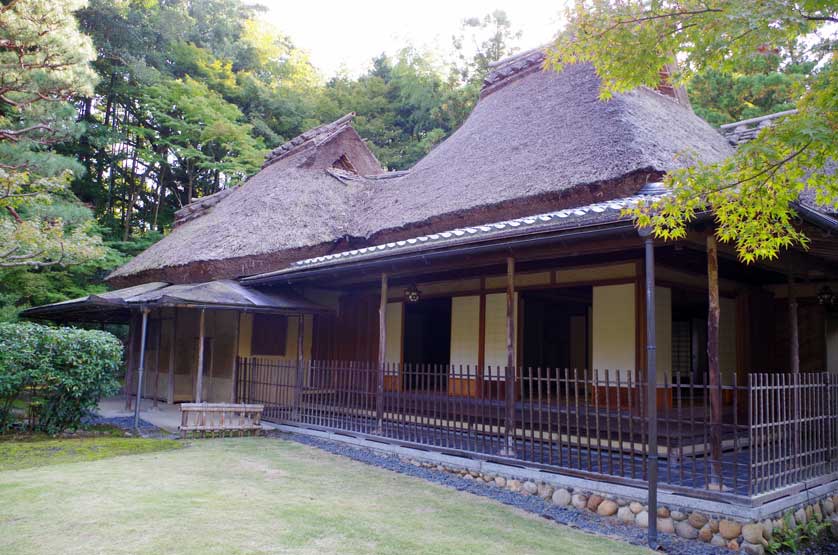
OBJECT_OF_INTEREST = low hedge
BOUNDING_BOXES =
[0,322,123,434]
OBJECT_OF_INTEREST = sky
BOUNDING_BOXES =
[264,0,567,78]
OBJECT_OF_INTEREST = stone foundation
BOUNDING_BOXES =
[407,457,837,554]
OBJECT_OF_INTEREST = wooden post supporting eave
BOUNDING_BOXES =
[377,273,388,432]
[133,307,150,430]
[294,314,305,419]
[167,308,177,404]
[231,311,241,403]
[642,231,658,549]
[124,313,136,410]
[787,262,802,474]
[787,266,800,373]
[153,313,161,409]
[706,234,723,487]
[195,308,206,403]
[503,257,516,455]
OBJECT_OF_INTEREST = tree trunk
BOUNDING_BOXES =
[706,234,723,487]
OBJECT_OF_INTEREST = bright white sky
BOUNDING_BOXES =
[264,0,567,78]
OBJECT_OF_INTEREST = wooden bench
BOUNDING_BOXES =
[179,403,264,438]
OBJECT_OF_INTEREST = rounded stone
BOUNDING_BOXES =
[552,488,571,506]
[688,512,709,529]
[587,494,604,512]
[657,507,670,518]
[741,542,764,555]
[537,483,554,500]
[468,469,479,477]
[671,510,687,521]
[710,533,727,547]
[597,500,619,517]
[805,505,814,522]
[709,519,720,533]
[572,494,588,510]
[494,476,506,488]
[720,519,742,540]
[436,465,445,471]
[698,524,713,542]
[523,481,538,495]
[657,517,675,534]
[636,511,649,528]
[760,519,773,541]
[507,479,522,493]
[464,474,475,481]
[794,508,807,526]
[727,539,740,551]
[675,520,698,539]
[617,506,635,524]
[813,503,823,521]
[616,498,628,507]
[823,498,835,515]
[742,523,766,545]
[629,502,644,514]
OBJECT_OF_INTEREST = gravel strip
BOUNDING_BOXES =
[274,431,735,555]
[83,415,172,437]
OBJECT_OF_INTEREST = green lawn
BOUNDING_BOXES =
[0,437,653,555]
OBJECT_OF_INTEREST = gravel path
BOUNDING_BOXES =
[275,432,735,555]
[83,415,173,438]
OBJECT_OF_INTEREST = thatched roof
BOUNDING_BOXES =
[109,52,733,286]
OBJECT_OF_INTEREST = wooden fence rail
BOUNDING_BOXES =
[236,358,837,501]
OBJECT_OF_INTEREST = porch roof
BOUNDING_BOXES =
[242,192,657,285]
[21,279,330,323]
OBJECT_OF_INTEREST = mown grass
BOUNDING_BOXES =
[0,429,181,471]
[0,437,653,555]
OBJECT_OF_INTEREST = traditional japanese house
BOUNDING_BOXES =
[24,49,838,512]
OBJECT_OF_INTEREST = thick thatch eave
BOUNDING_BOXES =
[108,56,733,287]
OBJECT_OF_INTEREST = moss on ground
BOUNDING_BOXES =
[0,433,181,471]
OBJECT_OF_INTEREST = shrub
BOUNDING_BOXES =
[0,322,123,434]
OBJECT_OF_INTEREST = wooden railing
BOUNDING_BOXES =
[235,358,838,502]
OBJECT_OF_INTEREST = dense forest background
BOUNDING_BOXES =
[0,0,814,321]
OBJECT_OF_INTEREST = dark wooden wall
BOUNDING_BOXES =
[312,293,379,362]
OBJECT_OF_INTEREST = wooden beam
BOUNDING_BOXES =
[195,308,206,403]
[706,235,723,487]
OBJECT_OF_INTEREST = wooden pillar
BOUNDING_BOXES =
[153,313,161,409]
[195,308,206,403]
[133,308,150,430]
[294,314,305,419]
[377,273,388,431]
[707,234,723,487]
[167,308,177,404]
[788,268,800,373]
[503,257,516,455]
[642,232,658,549]
[231,312,241,403]
[124,314,136,410]
[787,264,802,473]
